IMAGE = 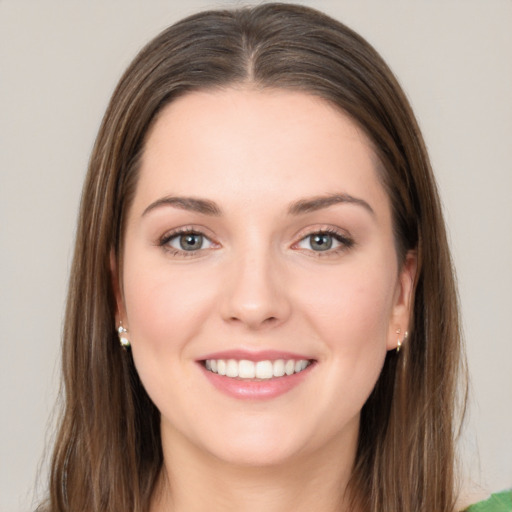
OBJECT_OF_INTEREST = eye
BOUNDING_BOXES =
[161,230,215,253]
[303,233,336,251]
[296,230,353,253]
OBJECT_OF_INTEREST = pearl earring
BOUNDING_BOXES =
[117,322,130,349]
[396,328,408,353]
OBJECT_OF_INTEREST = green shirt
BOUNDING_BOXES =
[467,490,512,512]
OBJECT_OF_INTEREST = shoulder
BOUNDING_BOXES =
[465,490,512,512]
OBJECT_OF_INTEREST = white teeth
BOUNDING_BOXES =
[226,359,238,377]
[238,360,255,379]
[256,360,273,379]
[204,358,312,379]
[273,359,285,377]
[217,359,226,376]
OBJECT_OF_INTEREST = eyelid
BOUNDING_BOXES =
[167,232,214,251]
[291,226,355,255]
[157,225,220,256]
[155,224,353,257]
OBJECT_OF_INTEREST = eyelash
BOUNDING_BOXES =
[158,226,216,257]
[157,227,354,257]
[293,228,354,257]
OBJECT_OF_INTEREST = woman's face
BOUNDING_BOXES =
[117,88,415,466]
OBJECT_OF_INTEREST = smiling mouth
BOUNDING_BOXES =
[202,358,314,380]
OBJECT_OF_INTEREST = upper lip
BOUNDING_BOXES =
[197,349,314,362]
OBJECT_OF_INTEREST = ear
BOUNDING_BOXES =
[387,250,417,350]
[110,249,126,327]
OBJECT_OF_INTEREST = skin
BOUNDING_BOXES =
[114,88,416,512]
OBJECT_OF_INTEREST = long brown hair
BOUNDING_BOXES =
[41,4,465,511]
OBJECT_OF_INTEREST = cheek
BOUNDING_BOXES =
[298,258,396,400]
[121,255,221,418]
[122,252,218,355]
[300,263,396,352]
[305,266,395,405]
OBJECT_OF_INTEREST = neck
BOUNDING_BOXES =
[151,423,359,512]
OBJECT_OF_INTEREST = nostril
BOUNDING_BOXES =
[228,315,280,327]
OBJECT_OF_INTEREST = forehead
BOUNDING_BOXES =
[135,87,388,216]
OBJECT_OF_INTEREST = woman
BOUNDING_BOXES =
[38,3,509,512]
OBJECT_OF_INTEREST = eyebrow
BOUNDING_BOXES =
[142,196,222,217]
[141,192,374,218]
[287,193,375,216]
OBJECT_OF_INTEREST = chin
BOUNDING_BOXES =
[186,415,311,468]
[211,437,305,468]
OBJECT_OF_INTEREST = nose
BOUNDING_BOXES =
[220,248,292,330]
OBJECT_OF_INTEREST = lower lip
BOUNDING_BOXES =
[199,363,314,400]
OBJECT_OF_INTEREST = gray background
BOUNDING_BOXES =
[1,1,511,510]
